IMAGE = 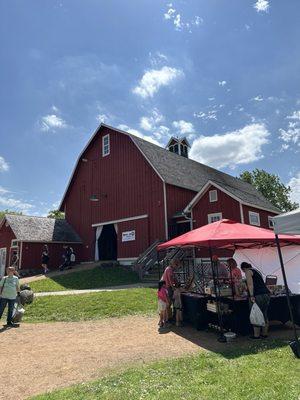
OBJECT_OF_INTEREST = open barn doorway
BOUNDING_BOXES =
[97,224,117,261]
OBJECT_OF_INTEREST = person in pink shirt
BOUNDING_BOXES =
[162,259,180,320]
[157,280,169,328]
[228,258,242,294]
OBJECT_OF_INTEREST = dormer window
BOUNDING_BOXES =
[102,134,110,157]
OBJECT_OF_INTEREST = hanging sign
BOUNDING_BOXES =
[122,230,136,242]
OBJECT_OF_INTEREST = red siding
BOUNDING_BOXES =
[64,127,166,260]
[192,185,242,228]
[242,205,276,229]
[117,218,150,259]
[0,223,16,268]
[166,184,196,220]
[21,242,82,271]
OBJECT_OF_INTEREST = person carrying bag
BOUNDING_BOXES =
[0,266,20,327]
[241,262,270,339]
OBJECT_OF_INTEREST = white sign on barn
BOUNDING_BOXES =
[122,230,136,242]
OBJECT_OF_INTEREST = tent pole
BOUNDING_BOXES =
[209,246,225,342]
[275,234,299,343]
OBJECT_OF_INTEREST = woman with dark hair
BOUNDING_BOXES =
[240,262,270,339]
[41,245,50,274]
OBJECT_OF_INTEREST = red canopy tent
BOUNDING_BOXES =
[157,219,300,250]
[158,219,300,352]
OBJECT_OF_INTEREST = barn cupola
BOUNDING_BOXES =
[166,137,190,158]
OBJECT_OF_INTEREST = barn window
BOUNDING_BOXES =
[209,190,218,202]
[11,240,18,248]
[249,211,260,226]
[208,212,222,224]
[268,216,274,229]
[102,134,110,157]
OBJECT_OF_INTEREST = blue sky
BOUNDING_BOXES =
[0,0,299,215]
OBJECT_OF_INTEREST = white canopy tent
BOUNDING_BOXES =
[273,208,300,235]
[234,245,300,294]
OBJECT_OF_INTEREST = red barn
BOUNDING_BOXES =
[0,214,82,276]
[59,124,280,265]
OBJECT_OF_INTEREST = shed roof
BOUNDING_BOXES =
[3,215,82,243]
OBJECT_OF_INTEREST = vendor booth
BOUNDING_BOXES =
[157,219,300,338]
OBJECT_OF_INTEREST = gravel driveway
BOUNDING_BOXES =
[0,316,206,400]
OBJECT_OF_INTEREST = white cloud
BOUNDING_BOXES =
[189,123,270,169]
[96,114,109,123]
[133,66,183,98]
[0,156,9,172]
[153,125,170,140]
[117,124,161,146]
[218,80,227,86]
[149,52,168,67]
[287,172,300,204]
[164,5,203,31]
[0,186,9,194]
[254,0,270,13]
[0,187,34,214]
[164,7,176,20]
[287,111,300,120]
[252,95,264,102]
[194,110,218,121]
[172,120,195,134]
[279,110,300,149]
[51,105,59,113]
[40,114,67,132]
[140,109,164,131]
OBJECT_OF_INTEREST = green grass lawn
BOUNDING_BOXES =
[29,266,140,293]
[31,342,300,400]
[23,288,156,323]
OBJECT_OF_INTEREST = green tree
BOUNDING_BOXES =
[47,209,65,219]
[0,209,23,220]
[239,169,298,212]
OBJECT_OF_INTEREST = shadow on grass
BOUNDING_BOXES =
[32,266,140,291]
[169,322,297,359]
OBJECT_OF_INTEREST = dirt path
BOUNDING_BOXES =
[0,316,209,400]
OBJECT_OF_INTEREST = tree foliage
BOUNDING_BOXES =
[239,169,298,212]
[0,209,23,221]
[47,209,65,219]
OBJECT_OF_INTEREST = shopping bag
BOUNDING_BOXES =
[250,303,265,326]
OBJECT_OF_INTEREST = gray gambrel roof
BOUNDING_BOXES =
[59,124,280,214]
[4,215,82,242]
[129,134,280,213]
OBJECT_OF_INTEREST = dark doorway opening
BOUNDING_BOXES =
[98,224,117,261]
[169,221,191,239]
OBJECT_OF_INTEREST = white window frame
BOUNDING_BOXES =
[268,216,274,229]
[249,211,260,226]
[102,134,110,157]
[208,212,222,224]
[11,240,18,248]
[209,189,218,202]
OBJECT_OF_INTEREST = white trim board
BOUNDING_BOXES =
[183,180,280,215]
[92,214,148,227]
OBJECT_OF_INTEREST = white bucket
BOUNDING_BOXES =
[224,332,236,342]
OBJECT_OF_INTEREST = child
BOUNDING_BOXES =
[173,282,183,327]
[157,280,169,328]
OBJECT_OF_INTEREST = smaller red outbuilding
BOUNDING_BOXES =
[0,214,82,276]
